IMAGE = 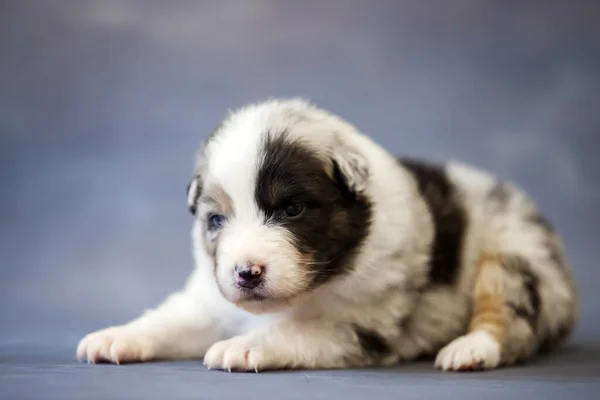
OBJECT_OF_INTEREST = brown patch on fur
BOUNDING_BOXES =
[199,182,234,262]
[470,293,508,344]
[205,231,222,264]
[209,184,234,215]
[476,252,498,269]
[469,252,509,345]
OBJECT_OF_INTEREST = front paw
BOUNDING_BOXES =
[76,327,153,364]
[203,334,282,372]
[435,330,501,371]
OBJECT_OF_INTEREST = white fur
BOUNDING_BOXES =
[435,330,501,371]
[77,98,577,372]
[446,161,578,347]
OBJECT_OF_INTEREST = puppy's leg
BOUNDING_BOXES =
[435,253,539,371]
[77,270,228,364]
[203,319,392,372]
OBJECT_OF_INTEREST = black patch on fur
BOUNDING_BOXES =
[256,134,372,287]
[538,321,573,353]
[506,302,531,320]
[187,179,202,215]
[398,158,468,285]
[487,184,567,270]
[502,255,541,332]
[546,240,565,268]
[354,325,392,357]
[523,273,541,325]
[506,280,541,332]
[527,210,555,233]
[487,181,512,205]
[526,211,568,270]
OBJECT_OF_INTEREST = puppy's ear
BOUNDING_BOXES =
[186,177,202,215]
[331,144,369,194]
[188,141,210,215]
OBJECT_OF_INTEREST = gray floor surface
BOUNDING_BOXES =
[0,344,600,400]
[1,1,599,398]
[1,343,600,399]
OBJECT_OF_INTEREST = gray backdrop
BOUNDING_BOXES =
[1,1,599,354]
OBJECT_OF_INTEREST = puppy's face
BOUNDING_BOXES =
[187,101,372,314]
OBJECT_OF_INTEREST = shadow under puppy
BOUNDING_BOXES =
[77,98,578,372]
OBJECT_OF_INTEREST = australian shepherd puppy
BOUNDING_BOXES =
[77,98,578,372]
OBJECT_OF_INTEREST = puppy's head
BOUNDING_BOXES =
[187,99,372,314]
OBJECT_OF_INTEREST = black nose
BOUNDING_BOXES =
[235,264,264,289]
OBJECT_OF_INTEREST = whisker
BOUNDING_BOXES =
[305,260,334,266]
[299,256,339,267]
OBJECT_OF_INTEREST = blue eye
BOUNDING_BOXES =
[207,214,226,231]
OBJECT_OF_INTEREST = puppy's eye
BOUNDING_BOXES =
[207,213,226,231]
[284,203,304,217]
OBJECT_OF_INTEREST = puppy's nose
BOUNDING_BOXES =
[235,264,264,289]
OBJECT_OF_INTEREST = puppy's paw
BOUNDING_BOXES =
[435,330,501,371]
[76,328,153,364]
[203,334,285,372]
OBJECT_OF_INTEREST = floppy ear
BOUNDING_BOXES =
[187,141,210,215]
[186,177,202,215]
[331,143,369,194]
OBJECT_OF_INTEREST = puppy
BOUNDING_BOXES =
[77,98,578,372]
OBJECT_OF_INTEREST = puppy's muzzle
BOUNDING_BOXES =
[235,263,265,289]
